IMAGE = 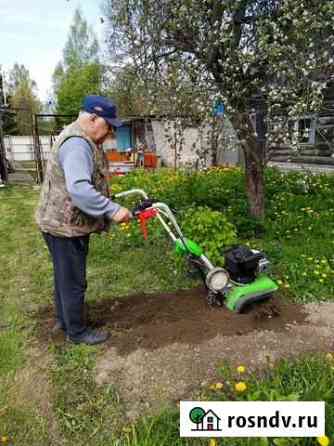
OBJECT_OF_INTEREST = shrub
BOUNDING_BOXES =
[179,206,238,266]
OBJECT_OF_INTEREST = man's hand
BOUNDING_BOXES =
[111,207,132,223]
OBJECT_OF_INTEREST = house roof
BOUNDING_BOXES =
[203,409,221,420]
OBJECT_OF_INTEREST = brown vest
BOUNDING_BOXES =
[35,120,110,237]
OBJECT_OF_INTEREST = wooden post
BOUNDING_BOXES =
[174,121,178,171]
[32,114,44,184]
[0,110,8,184]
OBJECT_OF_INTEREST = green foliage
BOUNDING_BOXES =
[120,409,209,446]
[180,206,237,266]
[6,63,41,135]
[111,167,334,301]
[8,63,36,92]
[52,8,101,114]
[213,355,334,445]
[56,63,102,116]
[63,8,99,70]
[52,61,65,97]
[107,64,151,116]
[110,218,166,249]
[0,404,50,446]
[52,344,123,441]
[0,329,25,376]
[111,167,269,238]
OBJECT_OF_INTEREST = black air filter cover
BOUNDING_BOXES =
[224,245,264,284]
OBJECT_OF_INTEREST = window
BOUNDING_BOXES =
[298,118,312,143]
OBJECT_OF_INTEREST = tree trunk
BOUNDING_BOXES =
[232,113,265,219]
[244,149,264,219]
[211,117,218,166]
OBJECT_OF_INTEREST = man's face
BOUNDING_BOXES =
[91,115,114,144]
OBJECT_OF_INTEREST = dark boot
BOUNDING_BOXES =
[67,329,109,345]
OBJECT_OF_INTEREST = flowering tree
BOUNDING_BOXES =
[104,0,334,217]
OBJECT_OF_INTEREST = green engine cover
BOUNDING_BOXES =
[225,274,279,312]
[175,238,203,257]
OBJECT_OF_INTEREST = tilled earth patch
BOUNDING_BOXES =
[36,288,334,420]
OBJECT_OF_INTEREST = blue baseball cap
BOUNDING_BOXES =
[83,95,123,128]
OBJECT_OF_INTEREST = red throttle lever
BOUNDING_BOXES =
[137,208,158,239]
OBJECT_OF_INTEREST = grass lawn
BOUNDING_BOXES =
[0,167,334,446]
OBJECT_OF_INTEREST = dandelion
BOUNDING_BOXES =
[235,382,247,393]
[325,353,333,362]
[237,365,246,374]
[215,382,224,390]
[317,435,330,446]
[209,439,218,446]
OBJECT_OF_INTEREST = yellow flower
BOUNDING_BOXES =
[325,353,334,362]
[317,435,330,446]
[0,437,8,444]
[235,382,247,393]
[209,439,218,446]
[209,382,223,391]
[237,365,246,374]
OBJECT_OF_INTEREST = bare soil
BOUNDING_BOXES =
[36,288,334,420]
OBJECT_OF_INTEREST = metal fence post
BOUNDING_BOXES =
[32,114,44,184]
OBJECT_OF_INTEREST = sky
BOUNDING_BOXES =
[0,0,106,102]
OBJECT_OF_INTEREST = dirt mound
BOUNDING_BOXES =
[36,287,305,353]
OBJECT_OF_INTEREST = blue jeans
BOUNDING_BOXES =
[42,232,90,337]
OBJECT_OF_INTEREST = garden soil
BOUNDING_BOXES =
[37,288,334,420]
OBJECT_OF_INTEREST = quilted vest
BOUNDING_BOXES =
[35,120,110,237]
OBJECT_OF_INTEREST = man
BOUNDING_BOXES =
[36,95,131,345]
